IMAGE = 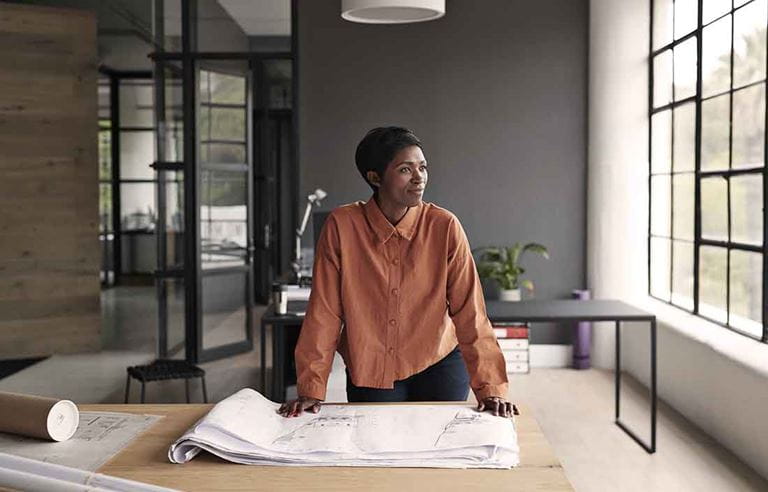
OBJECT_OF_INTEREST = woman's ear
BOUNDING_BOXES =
[366,170,381,188]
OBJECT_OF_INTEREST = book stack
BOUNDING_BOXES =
[493,322,530,374]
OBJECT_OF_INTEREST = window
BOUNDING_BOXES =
[649,0,767,341]
[199,69,248,269]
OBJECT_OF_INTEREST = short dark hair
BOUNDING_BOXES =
[355,127,423,194]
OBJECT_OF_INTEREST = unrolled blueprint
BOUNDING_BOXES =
[169,389,520,468]
[0,412,161,471]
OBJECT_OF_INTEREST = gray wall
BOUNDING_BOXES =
[298,0,588,344]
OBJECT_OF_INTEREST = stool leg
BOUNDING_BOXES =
[201,376,208,403]
[140,382,146,403]
[124,374,131,404]
[185,378,191,403]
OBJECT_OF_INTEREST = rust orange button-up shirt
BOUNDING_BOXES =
[295,196,508,402]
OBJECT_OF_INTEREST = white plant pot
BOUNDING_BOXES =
[499,289,521,301]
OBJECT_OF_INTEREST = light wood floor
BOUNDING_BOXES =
[506,368,768,492]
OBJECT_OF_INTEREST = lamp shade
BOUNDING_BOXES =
[341,0,445,24]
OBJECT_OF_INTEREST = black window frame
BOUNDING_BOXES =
[648,0,768,343]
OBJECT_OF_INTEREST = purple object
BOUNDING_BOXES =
[571,289,591,369]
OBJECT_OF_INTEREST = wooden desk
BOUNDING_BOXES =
[86,403,573,491]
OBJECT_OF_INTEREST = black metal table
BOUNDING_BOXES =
[486,299,657,454]
[260,299,657,454]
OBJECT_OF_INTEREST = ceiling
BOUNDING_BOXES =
[214,0,291,36]
[163,0,290,37]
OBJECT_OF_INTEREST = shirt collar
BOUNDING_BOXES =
[363,195,422,243]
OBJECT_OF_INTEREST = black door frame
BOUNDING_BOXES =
[151,0,298,363]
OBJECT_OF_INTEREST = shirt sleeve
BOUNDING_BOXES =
[294,213,344,401]
[446,216,509,401]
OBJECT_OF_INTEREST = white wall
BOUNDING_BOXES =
[589,0,768,480]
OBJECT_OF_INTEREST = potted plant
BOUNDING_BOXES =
[473,243,550,301]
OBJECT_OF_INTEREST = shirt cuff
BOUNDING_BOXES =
[297,381,327,401]
[472,382,509,401]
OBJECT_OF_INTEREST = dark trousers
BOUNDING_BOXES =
[346,346,470,402]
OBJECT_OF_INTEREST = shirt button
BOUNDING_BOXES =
[391,288,399,296]
[389,319,397,326]
[392,258,399,265]
[388,347,395,355]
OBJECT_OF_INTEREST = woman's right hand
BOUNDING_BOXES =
[277,396,321,417]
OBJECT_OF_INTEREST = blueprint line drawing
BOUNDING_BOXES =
[434,410,485,447]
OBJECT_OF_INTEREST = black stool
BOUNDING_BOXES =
[125,359,208,403]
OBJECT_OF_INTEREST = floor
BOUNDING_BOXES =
[1,286,766,491]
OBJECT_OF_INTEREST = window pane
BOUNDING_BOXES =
[210,107,246,141]
[162,278,186,355]
[651,237,672,300]
[674,38,698,101]
[652,110,672,174]
[159,64,184,162]
[699,245,728,322]
[200,170,247,269]
[99,128,111,180]
[207,143,246,164]
[732,84,765,169]
[673,173,695,240]
[701,94,731,171]
[162,175,184,270]
[165,120,184,162]
[673,102,696,172]
[211,72,246,105]
[99,183,112,232]
[266,59,293,109]
[98,82,110,116]
[202,271,248,350]
[654,51,673,108]
[654,0,674,49]
[199,106,210,141]
[703,0,732,24]
[729,250,763,336]
[702,15,732,98]
[731,173,763,245]
[120,182,156,231]
[672,240,694,310]
[701,176,729,241]
[675,0,699,39]
[651,175,672,236]
[733,0,767,88]
[119,82,154,128]
[120,131,155,180]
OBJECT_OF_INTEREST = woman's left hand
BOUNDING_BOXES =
[477,397,519,418]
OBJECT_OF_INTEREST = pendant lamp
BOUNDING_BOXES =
[341,0,445,24]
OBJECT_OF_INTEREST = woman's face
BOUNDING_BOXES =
[374,145,428,208]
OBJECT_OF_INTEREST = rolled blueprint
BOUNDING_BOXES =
[0,453,178,492]
[0,392,79,441]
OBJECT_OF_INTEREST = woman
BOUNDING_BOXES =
[279,127,514,418]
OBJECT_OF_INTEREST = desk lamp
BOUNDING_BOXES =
[293,188,327,284]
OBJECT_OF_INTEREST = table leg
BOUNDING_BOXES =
[650,318,657,451]
[615,320,620,420]
[274,325,285,403]
[275,325,285,402]
[614,317,657,454]
[261,319,267,396]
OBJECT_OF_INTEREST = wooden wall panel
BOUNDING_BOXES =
[0,3,100,358]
